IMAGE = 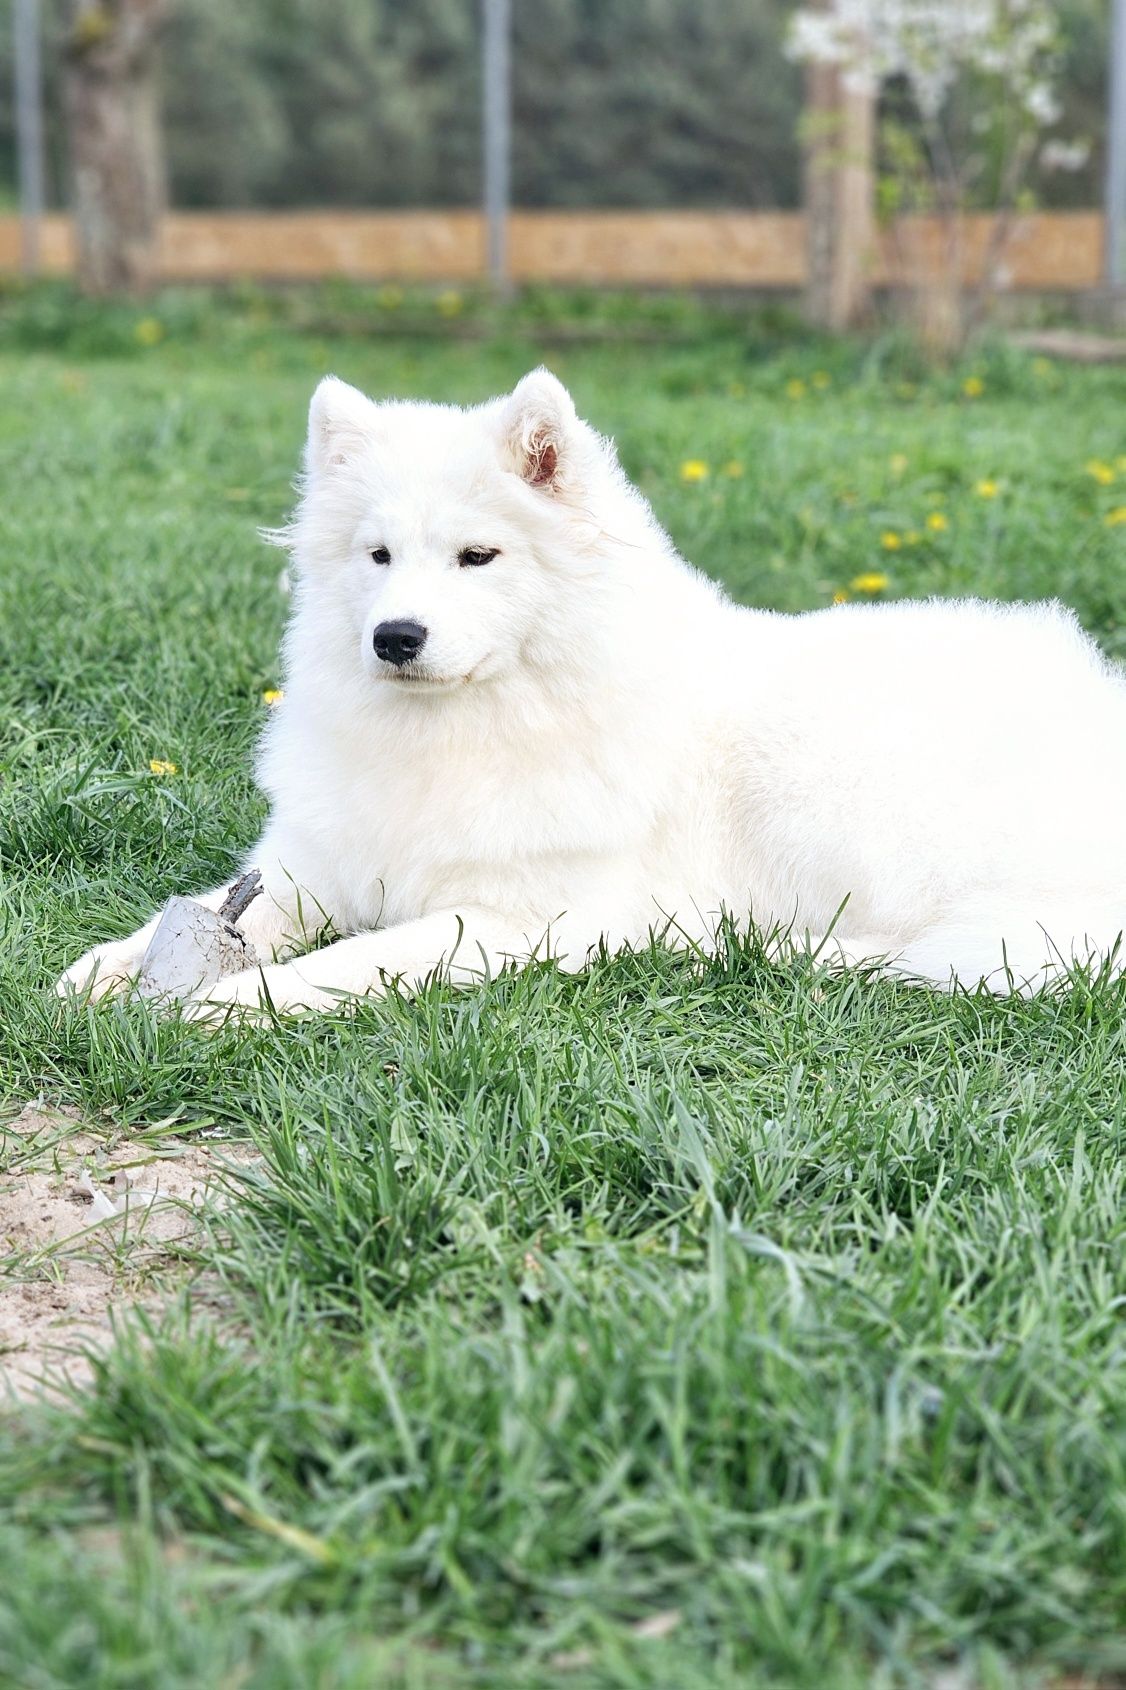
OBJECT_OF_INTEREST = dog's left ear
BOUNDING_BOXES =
[500,368,577,494]
[306,375,378,476]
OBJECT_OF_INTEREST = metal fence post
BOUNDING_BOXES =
[13,0,46,276]
[482,0,512,299]
[1108,0,1126,289]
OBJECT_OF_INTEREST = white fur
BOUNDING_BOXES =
[59,368,1126,1014]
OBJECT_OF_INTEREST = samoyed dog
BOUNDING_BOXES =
[59,368,1126,1013]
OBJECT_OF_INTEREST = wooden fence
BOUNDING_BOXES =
[0,209,1107,290]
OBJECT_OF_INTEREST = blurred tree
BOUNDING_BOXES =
[161,0,480,209]
[158,0,802,210]
[510,0,800,208]
[62,0,166,292]
[791,0,1094,348]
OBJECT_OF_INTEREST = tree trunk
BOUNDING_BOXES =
[63,0,166,295]
[803,54,875,330]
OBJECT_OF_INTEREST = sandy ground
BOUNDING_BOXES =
[1,1101,256,1403]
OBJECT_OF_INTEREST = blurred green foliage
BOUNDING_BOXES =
[0,2,1109,218]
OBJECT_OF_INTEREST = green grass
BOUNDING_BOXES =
[2,286,1126,1688]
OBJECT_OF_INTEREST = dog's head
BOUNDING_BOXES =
[283,368,627,696]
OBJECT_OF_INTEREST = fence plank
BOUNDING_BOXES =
[0,210,1105,291]
[0,212,72,272]
[509,212,805,285]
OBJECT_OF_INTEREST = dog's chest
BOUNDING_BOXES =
[292,713,665,927]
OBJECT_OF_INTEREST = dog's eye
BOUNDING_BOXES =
[458,547,499,568]
[370,546,391,565]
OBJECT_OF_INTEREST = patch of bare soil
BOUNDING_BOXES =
[1,1102,257,1403]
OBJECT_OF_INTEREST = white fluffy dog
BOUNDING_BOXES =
[59,369,1126,1013]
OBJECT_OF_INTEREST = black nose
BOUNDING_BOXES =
[373,619,428,667]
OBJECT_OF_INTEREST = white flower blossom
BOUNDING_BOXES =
[1023,81,1060,126]
[1040,137,1090,172]
[787,0,1062,128]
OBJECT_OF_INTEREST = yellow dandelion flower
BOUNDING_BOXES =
[262,688,285,706]
[832,590,850,605]
[680,459,709,483]
[1086,459,1115,485]
[1104,507,1126,527]
[926,511,949,532]
[880,531,903,550]
[149,759,177,776]
[812,370,831,390]
[722,460,744,479]
[850,573,889,594]
[975,479,999,499]
[889,452,908,476]
[962,375,984,398]
[436,290,463,317]
[785,378,807,401]
[134,317,164,347]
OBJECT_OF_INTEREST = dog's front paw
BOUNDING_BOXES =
[56,938,148,1003]
[182,963,347,1024]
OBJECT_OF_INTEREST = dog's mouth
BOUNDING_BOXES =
[381,666,474,690]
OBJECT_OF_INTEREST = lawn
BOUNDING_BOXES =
[2,287,1126,1689]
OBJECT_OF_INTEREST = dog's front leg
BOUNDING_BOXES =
[185,906,545,1019]
[55,845,329,1000]
[56,872,309,1003]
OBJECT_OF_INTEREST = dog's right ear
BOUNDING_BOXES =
[305,376,377,475]
[500,368,578,495]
